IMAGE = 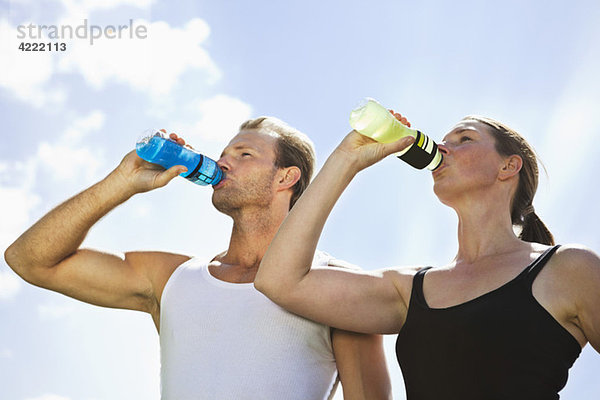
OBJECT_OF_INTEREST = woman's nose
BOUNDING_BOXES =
[437,142,450,155]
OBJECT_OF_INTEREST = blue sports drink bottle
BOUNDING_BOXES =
[136,130,223,186]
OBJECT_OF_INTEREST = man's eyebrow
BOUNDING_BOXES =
[233,144,256,150]
[219,144,258,158]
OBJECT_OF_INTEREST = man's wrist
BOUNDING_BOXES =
[101,169,138,203]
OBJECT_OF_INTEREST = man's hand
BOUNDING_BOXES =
[3,127,193,324]
[113,129,189,196]
[168,132,192,148]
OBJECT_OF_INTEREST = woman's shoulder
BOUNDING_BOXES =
[553,243,600,271]
[380,265,431,278]
[375,266,431,303]
[521,242,598,271]
[550,244,600,350]
[541,243,600,296]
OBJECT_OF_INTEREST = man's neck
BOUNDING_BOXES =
[212,206,288,281]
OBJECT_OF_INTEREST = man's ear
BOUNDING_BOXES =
[277,166,301,191]
[498,154,522,181]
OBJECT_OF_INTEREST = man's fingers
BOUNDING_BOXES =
[155,165,187,187]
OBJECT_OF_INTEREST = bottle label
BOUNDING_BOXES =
[398,131,439,169]
[185,155,222,185]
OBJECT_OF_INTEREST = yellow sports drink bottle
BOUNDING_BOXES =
[349,98,443,170]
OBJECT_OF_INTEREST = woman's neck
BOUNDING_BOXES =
[453,197,525,264]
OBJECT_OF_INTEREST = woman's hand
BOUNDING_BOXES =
[334,111,415,174]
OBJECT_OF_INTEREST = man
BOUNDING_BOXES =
[5,117,391,399]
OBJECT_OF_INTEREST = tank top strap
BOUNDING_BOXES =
[522,245,561,284]
[411,267,433,306]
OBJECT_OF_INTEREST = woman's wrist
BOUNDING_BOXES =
[328,147,362,177]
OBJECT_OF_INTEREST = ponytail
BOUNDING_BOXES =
[519,210,554,245]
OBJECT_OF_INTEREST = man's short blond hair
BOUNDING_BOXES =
[239,117,315,209]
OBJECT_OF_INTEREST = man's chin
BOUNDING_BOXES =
[211,193,238,215]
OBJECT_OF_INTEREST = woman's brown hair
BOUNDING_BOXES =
[463,116,555,245]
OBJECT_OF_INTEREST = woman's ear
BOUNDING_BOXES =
[277,166,301,191]
[499,154,522,181]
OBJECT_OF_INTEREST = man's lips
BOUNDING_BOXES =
[213,178,227,189]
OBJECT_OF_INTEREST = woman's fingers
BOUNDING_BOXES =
[388,109,412,127]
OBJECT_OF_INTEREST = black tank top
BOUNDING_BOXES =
[395,245,581,400]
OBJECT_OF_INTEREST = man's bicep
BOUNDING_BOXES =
[40,249,186,312]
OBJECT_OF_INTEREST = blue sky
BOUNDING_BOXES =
[1,0,599,399]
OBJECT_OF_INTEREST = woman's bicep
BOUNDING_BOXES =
[572,248,600,352]
[281,267,407,334]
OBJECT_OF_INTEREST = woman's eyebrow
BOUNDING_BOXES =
[442,128,478,142]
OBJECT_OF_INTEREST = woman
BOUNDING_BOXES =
[254,114,600,399]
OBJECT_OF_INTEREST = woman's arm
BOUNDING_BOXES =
[255,130,415,334]
[561,245,600,352]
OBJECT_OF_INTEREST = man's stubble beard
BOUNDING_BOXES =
[211,170,277,216]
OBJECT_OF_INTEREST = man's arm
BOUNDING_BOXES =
[3,150,188,314]
[333,330,392,400]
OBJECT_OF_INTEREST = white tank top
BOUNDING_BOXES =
[159,252,338,400]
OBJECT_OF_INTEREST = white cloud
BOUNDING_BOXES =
[55,0,154,27]
[132,201,152,218]
[63,110,106,141]
[73,0,154,13]
[176,94,253,145]
[3,1,215,106]
[537,23,600,211]
[0,19,66,108]
[0,185,41,248]
[0,159,42,301]
[0,109,105,255]
[0,269,21,300]
[36,110,106,182]
[0,182,41,301]
[0,348,13,358]
[38,303,76,320]
[57,18,220,96]
[0,159,37,190]
[37,142,103,182]
[24,395,71,400]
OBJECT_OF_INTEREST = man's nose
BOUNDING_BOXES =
[217,156,231,172]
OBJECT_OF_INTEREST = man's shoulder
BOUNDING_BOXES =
[126,251,193,296]
[125,251,192,272]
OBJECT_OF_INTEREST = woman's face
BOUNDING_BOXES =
[432,120,507,206]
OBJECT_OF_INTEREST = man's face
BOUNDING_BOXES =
[211,129,280,215]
